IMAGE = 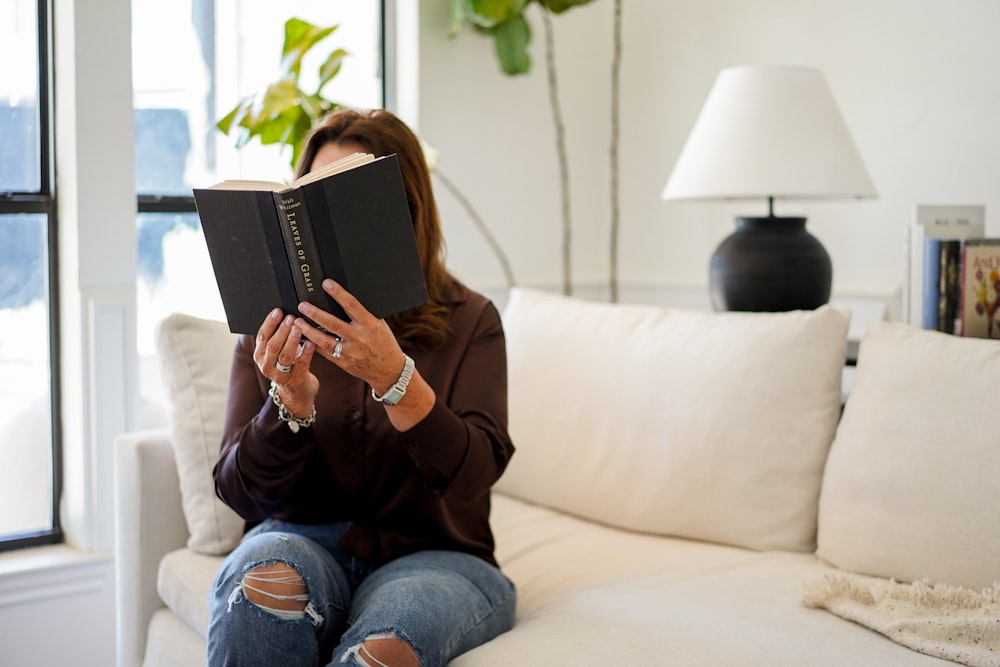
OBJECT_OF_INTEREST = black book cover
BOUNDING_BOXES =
[193,154,428,335]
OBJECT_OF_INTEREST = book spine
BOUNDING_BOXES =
[922,238,942,331]
[299,184,348,322]
[255,191,300,312]
[939,240,961,335]
[960,245,972,337]
[273,189,332,313]
[923,238,962,334]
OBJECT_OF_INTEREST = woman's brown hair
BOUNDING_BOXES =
[295,108,459,349]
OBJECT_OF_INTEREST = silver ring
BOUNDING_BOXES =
[332,341,343,359]
[275,361,294,373]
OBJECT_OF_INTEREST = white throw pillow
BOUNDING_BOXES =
[497,288,850,552]
[817,322,1000,590]
[155,313,244,555]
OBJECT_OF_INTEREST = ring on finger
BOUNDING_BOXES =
[332,341,343,359]
[275,361,294,373]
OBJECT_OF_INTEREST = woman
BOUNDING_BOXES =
[207,108,516,667]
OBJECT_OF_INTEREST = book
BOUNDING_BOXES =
[193,152,429,335]
[903,205,985,327]
[959,238,1000,339]
[921,237,961,333]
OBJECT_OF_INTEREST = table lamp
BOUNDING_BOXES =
[661,65,877,311]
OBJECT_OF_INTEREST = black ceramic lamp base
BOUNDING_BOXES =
[709,216,832,312]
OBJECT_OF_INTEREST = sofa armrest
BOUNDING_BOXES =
[114,429,189,667]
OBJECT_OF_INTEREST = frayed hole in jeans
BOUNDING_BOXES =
[228,563,322,626]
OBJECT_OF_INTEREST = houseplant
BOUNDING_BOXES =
[449,0,623,299]
[216,16,515,288]
[216,18,347,173]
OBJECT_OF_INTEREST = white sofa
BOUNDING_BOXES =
[115,287,1000,666]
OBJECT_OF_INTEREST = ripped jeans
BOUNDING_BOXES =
[206,520,516,667]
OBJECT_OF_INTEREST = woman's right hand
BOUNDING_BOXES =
[252,308,319,419]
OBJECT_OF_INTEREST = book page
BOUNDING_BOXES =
[207,179,286,191]
[290,152,376,188]
[201,153,376,192]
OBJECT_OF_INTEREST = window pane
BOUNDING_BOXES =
[0,0,41,193]
[136,211,225,344]
[133,1,383,425]
[0,214,53,538]
[132,0,383,194]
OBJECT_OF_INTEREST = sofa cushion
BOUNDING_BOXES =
[157,548,224,638]
[816,322,1000,590]
[155,313,244,555]
[452,493,953,666]
[496,288,850,552]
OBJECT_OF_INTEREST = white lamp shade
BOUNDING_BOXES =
[662,65,877,201]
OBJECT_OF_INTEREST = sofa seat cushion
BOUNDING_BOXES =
[451,493,957,666]
[143,608,210,667]
[498,287,850,552]
[152,492,954,666]
[157,548,225,639]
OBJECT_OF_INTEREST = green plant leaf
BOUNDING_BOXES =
[540,0,595,13]
[280,18,338,77]
[251,104,301,147]
[318,48,349,91]
[298,93,333,125]
[216,104,243,134]
[289,112,315,169]
[463,0,529,29]
[255,79,300,123]
[494,15,531,75]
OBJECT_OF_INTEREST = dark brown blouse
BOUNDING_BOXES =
[213,287,513,567]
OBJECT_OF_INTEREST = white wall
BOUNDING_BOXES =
[417,0,1000,304]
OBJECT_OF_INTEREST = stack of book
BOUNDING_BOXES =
[904,204,999,339]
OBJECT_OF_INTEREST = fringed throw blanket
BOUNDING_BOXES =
[803,572,1000,667]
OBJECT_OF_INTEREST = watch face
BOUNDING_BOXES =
[373,354,414,405]
[381,388,404,406]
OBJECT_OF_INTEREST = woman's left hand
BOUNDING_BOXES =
[296,279,435,431]
[294,279,408,396]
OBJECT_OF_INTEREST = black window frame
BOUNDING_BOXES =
[0,0,64,552]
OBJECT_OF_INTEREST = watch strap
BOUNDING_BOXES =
[372,354,415,406]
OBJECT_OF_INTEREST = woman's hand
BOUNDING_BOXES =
[294,280,406,393]
[252,308,319,419]
[295,279,435,430]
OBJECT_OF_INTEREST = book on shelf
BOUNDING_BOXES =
[921,237,962,333]
[193,152,429,335]
[959,238,1000,339]
[903,204,985,328]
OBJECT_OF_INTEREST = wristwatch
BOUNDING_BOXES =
[371,354,415,406]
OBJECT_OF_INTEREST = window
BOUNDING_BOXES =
[131,0,386,422]
[0,0,62,550]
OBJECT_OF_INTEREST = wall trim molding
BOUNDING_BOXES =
[0,546,111,609]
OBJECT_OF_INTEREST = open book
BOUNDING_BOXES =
[193,152,428,334]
